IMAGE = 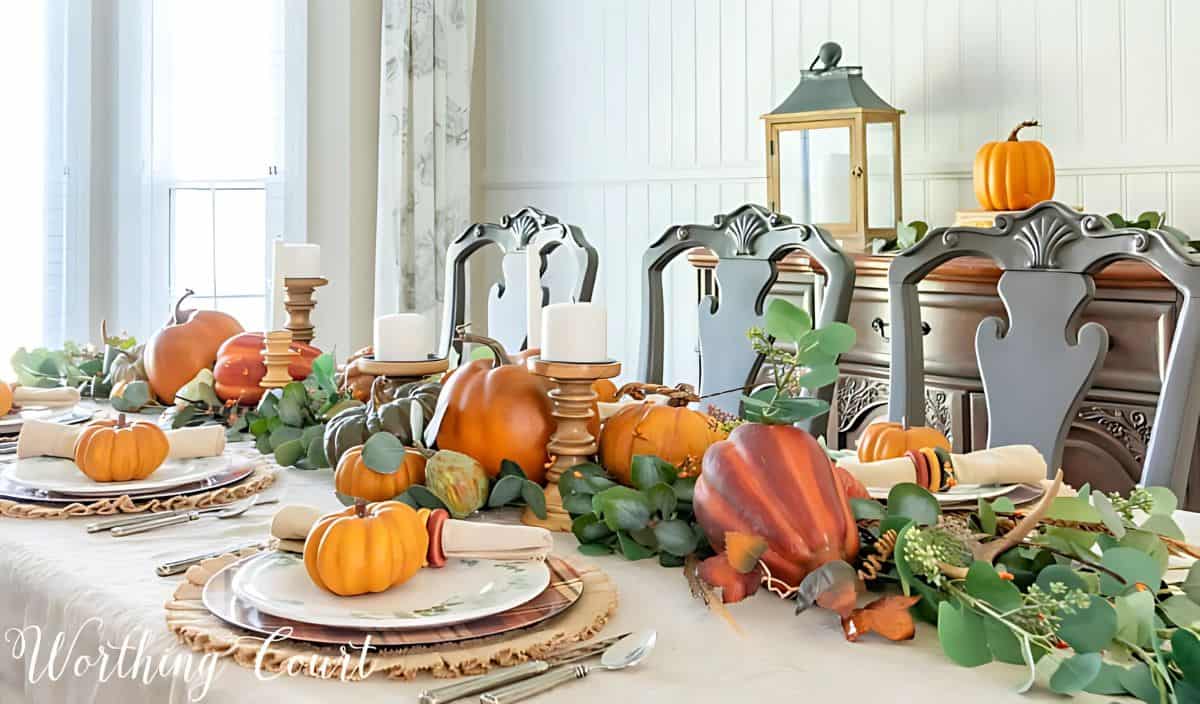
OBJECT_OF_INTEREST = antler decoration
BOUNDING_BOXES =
[614,382,699,408]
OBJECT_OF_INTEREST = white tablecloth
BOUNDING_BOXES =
[0,446,1187,703]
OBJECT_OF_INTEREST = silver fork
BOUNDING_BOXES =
[110,496,278,536]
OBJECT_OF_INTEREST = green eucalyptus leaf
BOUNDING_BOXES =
[1159,594,1200,629]
[645,483,677,518]
[937,601,992,667]
[1114,589,1155,648]
[593,486,653,533]
[248,416,270,436]
[965,561,1022,612]
[487,475,525,508]
[1136,211,1163,229]
[977,498,997,535]
[1138,513,1184,540]
[1117,663,1157,703]
[654,519,699,556]
[981,616,1024,665]
[572,513,613,543]
[360,433,408,474]
[764,298,811,343]
[630,455,677,490]
[1172,629,1200,682]
[1099,547,1162,596]
[1107,212,1127,227]
[1048,652,1102,694]
[273,438,305,466]
[615,530,656,560]
[1083,662,1130,696]
[892,523,917,596]
[559,463,605,497]
[521,480,547,519]
[498,459,527,479]
[577,542,615,556]
[1046,496,1102,524]
[1058,595,1117,653]
[300,423,325,448]
[1113,528,1170,576]
[305,437,329,469]
[1036,564,1089,592]
[659,552,685,567]
[276,396,306,428]
[1184,562,1200,603]
[991,496,1016,513]
[406,484,448,510]
[1092,492,1126,539]
[269,426,303,450]
[1146,486,1178,515]
[794,363,840,390]
[886,483,940,526]
[254,433,273,455]
[310,353,336,394]
[563,492,597,516]
[850,498,886,522]
[672,476,696,502]
[814,322,856,356]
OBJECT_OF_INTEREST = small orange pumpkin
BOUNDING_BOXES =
[73,414,170,482]
[304,501,430,596]
[592,379,618,403]
[598,383,727,486]
[973,120,1055,211]
[856,420,950,463]
[0,382,12,416]
[334,444,427,502]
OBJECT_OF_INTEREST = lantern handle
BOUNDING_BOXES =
[809,41,842,71]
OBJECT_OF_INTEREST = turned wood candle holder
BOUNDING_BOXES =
[524,357,622,532]
[260,330,299,389]
[283,276,328,345]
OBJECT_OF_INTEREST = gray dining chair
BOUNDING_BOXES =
[887,200,1200,497]
[639,203,855,431]
[438,206,598,356]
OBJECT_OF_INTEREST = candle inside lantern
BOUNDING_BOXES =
[540,303,607,363]
[525,244,542,349]
[271,242,323,327]
[374,313,435,362]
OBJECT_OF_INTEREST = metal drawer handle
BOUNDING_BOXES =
[871,317,931,342]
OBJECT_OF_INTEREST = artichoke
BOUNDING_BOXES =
[322,379,442,467]
[424,450,490,518]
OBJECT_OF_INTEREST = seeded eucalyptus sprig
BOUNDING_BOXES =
[741,298,856,425]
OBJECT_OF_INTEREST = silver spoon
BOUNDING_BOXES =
[480,630,656,704]
[111,496,277,536]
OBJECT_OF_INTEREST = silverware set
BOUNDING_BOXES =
[86,495,278,537]
[0,409,97,455]
[419,630,655,704]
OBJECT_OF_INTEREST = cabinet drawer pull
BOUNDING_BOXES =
[871,317,931,342]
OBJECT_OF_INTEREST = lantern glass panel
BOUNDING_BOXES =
[866,121,895,229]
[778,125,852,225]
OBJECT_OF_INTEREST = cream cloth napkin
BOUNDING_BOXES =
[838,443,1048,489]
[269,505,553,561]
[16,421,227,460]
[13,386,81,408]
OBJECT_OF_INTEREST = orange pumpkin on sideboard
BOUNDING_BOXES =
[144,290,244,403]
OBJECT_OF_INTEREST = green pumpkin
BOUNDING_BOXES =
[322,379,442,467]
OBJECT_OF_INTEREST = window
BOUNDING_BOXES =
[152,0,289,333]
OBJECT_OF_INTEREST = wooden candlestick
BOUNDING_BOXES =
[524,357,621,531]
[283,276,328,345]
[260,330,299,389]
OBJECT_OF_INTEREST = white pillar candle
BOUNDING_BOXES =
[525,245,542,349]
[374,313,435,362]
[540,303,607,363]
[271,242,323,328]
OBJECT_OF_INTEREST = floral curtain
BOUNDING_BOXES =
[374,0,476,321]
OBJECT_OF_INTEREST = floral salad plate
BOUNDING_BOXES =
[231,551,552,630]
[3,454,237,496]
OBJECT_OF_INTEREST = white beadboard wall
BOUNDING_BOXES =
[475,0,1200,386]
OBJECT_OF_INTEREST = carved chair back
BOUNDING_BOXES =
[639,204,855,430]
[887,201,1200,495]
[439,206,599,356]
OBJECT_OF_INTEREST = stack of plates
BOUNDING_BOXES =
[0,455,253,504]
[0,405,95,439]
[866,483,1045,507]
[203,551,585,647]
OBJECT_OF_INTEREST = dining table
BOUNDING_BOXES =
[0,439,1185,703]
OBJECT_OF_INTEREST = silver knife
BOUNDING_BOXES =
[155,540,268,577]
[417,633,630,704]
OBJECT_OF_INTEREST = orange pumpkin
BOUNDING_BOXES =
[304,501,430,596]
[73,414,170,482]
[144,290,244,403]
[434,334,597,484]
[856,420,950,463]
[592,379,618,403]
[334,444,427,502]
[213,332,321,405]
[0,382,12,416]
[599,385,727,486]
[973,120,1055,211]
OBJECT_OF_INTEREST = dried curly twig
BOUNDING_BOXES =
[858,529,898,582]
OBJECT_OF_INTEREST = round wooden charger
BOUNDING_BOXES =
[166,551,618,681]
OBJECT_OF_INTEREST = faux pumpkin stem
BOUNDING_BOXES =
[99,319,133,359]
[453,326,512,367]
[1006,120,1040,141]
[354,498,367,519]
[614,382,699,407]
[116,413,126,429]
[172,289,196,324]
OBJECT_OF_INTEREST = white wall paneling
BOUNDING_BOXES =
[476,0,1200,388]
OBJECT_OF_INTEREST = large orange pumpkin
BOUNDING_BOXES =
[0,382,12,416]
[213,332,320,405]
[599,384,727,486]
[334,444,427,502]
[856,420,950,463]
[695,423,859,592]
[973,120,1055,211]
[304,501,431,596]
[433,334,598,484]
[144,290,244,403]
[73,414,171,482]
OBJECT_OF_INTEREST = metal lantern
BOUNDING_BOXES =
[763,42,903,250]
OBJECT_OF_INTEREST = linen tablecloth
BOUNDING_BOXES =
[0,443,1187,703]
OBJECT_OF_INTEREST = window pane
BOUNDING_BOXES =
[778,127,852,224]
[172,189,215,296]
[867,122,896,229]
[213,189,266,296]
[216,297,266,333]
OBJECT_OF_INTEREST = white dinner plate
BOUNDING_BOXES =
[0,406,94,436]
[3,454,235,496]
[868,483,1023,503]
[231,551,552,631]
